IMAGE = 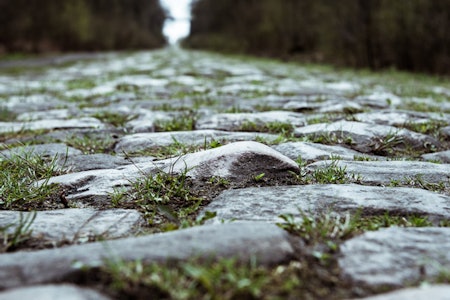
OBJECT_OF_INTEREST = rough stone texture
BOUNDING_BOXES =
[1,94,68,114]
[163,141,300,181]
[422,150,450,163]
[0,209,144,243]
[196,111,306,131]
[124,110,175,133]
[1,48,450,297]
[0,143,82,159]
[441,126,450,139]
[306,160,450,186]
[0,118,106,133]
[354,92,402,107]
[58,153,132,172]
[283,99,364,114]
[339,227,450,288]
[272,141,371,162]
[45,141,298,201]
[200,184,450,223]
[351,285,450,300]
[16,109,73,121]
[354,110,449,126]
[0,284,111,300]
[294,120,441,153]
[44,167,144,203]
[0,222,296,289]
[114,130,279,154]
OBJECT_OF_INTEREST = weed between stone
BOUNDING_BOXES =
[291,158,362,185]
[82,256,352,300]
[278,209,450,245]
[0,211,36,252]
[402,120,449,137]
[65,135,116,155]
[124,138,223,160]
[81,209,449,300]
[1,50,449,298]
[0,151,62,210]
[238,120,294,135]
[92,111,137,128]
[154,112,197,132]
[0,106,17,122]
[305,132,355,147]
[389,175,449,195]
[109,166,219,232]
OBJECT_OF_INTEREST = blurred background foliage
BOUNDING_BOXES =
[184,0,450,75]
[0,0,448,75]
[0,0,167,53]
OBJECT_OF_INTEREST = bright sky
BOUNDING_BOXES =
[160,0,192,44]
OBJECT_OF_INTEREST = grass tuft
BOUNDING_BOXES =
[0,211,36,252]
[0,151,61,209]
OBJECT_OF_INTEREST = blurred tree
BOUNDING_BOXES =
[185,0,450,74]
[0,0,167,53]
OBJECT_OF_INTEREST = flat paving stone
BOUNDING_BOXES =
[0,118,106,133]
[441,126,450,139]
[59,153,132,172]
[354,110,449,126]
[0,143,82,159]
[2,94,68,114]
[352,285,450,300]
[0,209,144,244]
[294,120,441,153]
[200,184,450,223]
[272,141,371,162]
[17,109,74,121]
[196,111,306,131]
[0,284,111,300]
[0,222,296,289]
[44,168,144,203]
[306,160,450,186]
[339,227,450,288]
[114,130,279,154]
[422,150,450,163]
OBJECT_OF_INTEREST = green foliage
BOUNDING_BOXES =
[125,138,224,160]
[278,210,443,244]
[290,158,361,185]
[101,257,302,300]
[111,165,207,230]
[239,121,294,135]
[185,0,450,75]
[305,132,354,146]
[66,78,97,90]
[154,113,197,132]
[65,135,115,154]
[370,131,404,155]
[0,211,36,252]
[92,111,136,128]
[0,0,167,52]
[0,106,17,122]
[389,175,448,194]
[278,212,354,245]
[402,120,448,137]
[0,151,60,209]
[311,161,349,184]
[253,173,266,181]
[353,213,434,231]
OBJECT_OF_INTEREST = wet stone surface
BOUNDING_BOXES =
[0,48,449,298]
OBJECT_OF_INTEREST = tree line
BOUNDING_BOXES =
[0,0,167,53]
[184,0,450,75]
